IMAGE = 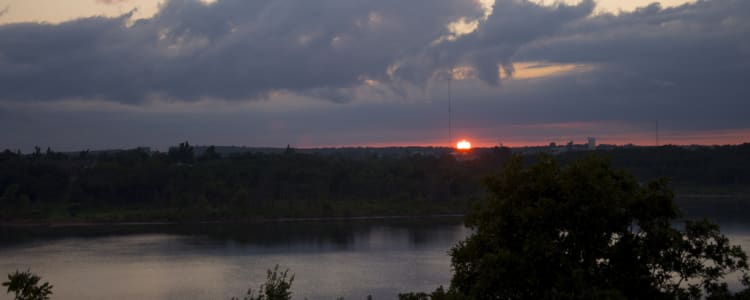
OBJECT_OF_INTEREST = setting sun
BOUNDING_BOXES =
[456,139,472,150]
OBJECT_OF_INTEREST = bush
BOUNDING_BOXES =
[3,270,53,300]
[233,265,294,300]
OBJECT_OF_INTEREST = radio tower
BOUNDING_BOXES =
[448,69,452,148]
[655,120,660,147]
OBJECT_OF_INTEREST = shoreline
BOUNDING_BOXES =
[0,213,466,228]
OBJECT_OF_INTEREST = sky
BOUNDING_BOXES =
[0,0,748,151]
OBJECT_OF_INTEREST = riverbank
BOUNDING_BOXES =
[0,213,465,228]
[1,194,475,225]
[4,189,750,227]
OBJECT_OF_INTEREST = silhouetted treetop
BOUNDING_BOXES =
[447,155,750,299]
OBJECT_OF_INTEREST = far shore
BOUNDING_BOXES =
[0,213,466,228]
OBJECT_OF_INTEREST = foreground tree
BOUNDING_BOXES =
[3,270,53,300]
[446,155,750,299]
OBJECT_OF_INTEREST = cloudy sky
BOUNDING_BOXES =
[0,0,748,151]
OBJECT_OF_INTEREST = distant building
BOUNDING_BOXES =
[587,137,596,150]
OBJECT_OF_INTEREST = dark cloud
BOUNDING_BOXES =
[1,0,747,105]
[0,0,749,148]
[521,0,750,72]
[512,0,750,122]
[442,0,595,85]
[0,0,600,103]
[0,0,484,103]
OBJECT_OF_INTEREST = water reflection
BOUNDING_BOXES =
[2,200,750,300]
[0,218,468,300]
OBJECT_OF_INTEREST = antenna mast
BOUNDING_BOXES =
[448,69,452,148]
[655,120,659,147]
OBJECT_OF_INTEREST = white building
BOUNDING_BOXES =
[587,137,596,150]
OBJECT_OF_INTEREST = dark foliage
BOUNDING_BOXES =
[233,265,294,300]
[1,143,749,222]
[442,155,750,299]
[0,144,500,221]
[399,286,463,300]
[168,141,194,164]
[2,270,52,300]
[555,144,750,188]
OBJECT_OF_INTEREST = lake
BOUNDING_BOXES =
[0,217,469,300]
[2,205,750,300]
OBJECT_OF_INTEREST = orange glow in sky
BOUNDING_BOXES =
[456,140,472,150]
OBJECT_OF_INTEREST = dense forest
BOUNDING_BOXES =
[555,144,750,190]
[0,143,501,221]
[1,142,749,222]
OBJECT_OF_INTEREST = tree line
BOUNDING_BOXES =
[0,142,506,221]
[1,142,749,221]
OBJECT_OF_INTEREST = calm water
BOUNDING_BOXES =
[0,218,469,300]
[2,206,750,300]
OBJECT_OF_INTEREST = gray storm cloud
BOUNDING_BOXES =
[0,0,603,103]
[0,0,477,103]
[0,0,749,149]
[511,0,750,124]
[438,0,595,85]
